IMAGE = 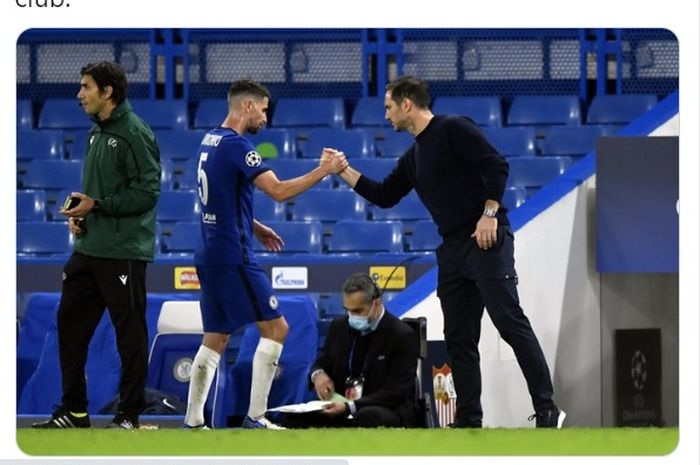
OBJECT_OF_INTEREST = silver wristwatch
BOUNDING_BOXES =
[483,206,498,218]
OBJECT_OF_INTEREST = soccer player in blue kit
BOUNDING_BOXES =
[183,79,348,429]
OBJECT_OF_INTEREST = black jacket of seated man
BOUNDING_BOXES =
[285,309,419,428]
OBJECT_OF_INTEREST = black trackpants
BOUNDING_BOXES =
[436,225,555,427]
[57,252,148,418]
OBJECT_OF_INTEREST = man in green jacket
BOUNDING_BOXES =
[33,61,161,430]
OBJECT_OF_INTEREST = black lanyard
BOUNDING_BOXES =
[347,333,372,378]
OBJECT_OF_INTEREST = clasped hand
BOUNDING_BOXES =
[319,148,348,174]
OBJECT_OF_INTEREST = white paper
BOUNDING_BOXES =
[267,400,333,413]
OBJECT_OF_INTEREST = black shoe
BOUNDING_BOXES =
[106,413,139,430]
[31,406,91,429]
[529,406,566,428]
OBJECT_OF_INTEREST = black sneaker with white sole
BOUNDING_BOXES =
[31,406,91,429]
[106,412,139,430]
[529,406,566,428]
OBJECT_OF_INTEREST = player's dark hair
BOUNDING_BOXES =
[80,61,128,105]
[228,79,271,102]
[386,75,431,109]
[342,273,382,304]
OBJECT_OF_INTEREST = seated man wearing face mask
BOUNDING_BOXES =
[284,273,418,428]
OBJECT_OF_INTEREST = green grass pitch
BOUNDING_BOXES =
[17,427,678,456]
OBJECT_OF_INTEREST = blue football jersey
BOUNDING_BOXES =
[194,128,270,265]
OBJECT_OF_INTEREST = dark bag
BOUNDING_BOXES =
[99,388,187,415]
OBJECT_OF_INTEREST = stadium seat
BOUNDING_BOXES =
[272,98,345,130]
[129,99,189,129]
[17,130,64,160]
[17,222,73,255]
[507,95,581,126]
[327,220,403,254]
[193,99,226,129]
[253,190,286,222]
[267,159,333,189]
[66,129,90,159]
[17,190,47,222]
[154,130,205,160]
[350,97,390,128]
[538,126,607,157]
[251,221,323,254]
[302,128,375,159]
[18,99,33,130]
[248,128,298,159]
[586,93,658,125]
[173,159,199,190]
[371,191,431,222]
[408,220,441,252]
[160,159,175,191]
[162,221,199,255]
[481,127,536,157]
[507,157,573,190]
[18,312,121,415]
[290,190,366,223]
[432,96,503,127]
[157,190,201,223]
[38,99,92,129]
[376,131,414,158]
[46,189,72,221]
[22,159,82,190]
[501,186,528,211]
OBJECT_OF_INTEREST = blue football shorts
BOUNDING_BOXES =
[196,263,282,333]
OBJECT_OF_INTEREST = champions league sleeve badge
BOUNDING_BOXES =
[245,150,262,167]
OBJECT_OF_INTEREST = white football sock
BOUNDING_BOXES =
[247,337,283,419]
[184,345,220,427]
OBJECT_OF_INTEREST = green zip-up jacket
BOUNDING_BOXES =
[73,100,161,261]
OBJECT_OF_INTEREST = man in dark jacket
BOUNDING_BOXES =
[285,273,418,428]
[33,61,160,430]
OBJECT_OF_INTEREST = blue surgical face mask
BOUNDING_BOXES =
[347,301,375,332]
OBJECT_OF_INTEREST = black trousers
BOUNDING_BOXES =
[436,225,554,427]
[282,405,404,429]
[57,252,148,418]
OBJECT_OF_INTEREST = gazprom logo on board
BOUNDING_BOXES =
[272,267,308,290]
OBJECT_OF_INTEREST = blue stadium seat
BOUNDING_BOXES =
[163,221,199,255]
[538,126,607,157]
[160,159,175,191]
[157,190,201,223]
[501,186,528,211]
[408,220,441,252]
[507,157,573,190]
[350,158,399,184]
[47,189,73,221]
[290,190,366,223]
[432,96,503,127]
[267,159,333,189]
[252,221,323,254]
[248,128,298,159]
[302,128,375,159]
[129,99,189,129]
[17,190,47,222]
[174,159,199,190]
[481,127,536,157]
[17,222,72,255]
[18,100,33,130]
[22,160,82,190]
[66,129,90,159]
[193,99,226,129]
[351,97,390,128]
[327,220,403,254]
[38,99,92,129]
[19,312,121,415]
[253,190,286,222]
[272,98,345,129]
[371,191,431,222]
[376,131,414,158]
[586,93,658,125]
[507,95,581,126]
[154,130,205,160]
[17,130,65,160]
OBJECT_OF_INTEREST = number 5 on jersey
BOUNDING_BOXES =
[198,152,208,205]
